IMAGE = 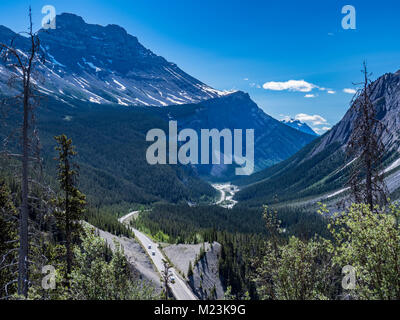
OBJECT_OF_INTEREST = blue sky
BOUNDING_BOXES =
[1,0,400,133]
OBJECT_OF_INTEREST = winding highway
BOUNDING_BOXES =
[213,183,239,208]
[119,212,197,300]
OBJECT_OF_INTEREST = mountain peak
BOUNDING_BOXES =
[281,118,318,136]
[49,13,130,40]
[220,90,248,100]
[56,13,86,27]
[105,23,128,35]
[0,12,227,107]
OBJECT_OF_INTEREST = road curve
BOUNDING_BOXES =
[213,183,239,209]
[119,212,197,300]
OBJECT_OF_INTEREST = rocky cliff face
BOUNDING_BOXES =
[0,13,227,106]
[235,69,400,205]
[310,70,400,158]
[163,242,225,300]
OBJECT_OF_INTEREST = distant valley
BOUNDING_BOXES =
[0,13,317,204]
[235,69,400,209]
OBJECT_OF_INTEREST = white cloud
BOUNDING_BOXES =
[262,80,318,93]
[313,126,332,134]
[281,113,330,135]
[243,78,249,81]
[304,94,316,98]
[327,90,336,94]
[280,114,292,122]
[343,88,357,94]
[295,113,328,126]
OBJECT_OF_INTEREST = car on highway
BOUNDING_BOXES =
[152,251,156,256]
[148,245,152,249]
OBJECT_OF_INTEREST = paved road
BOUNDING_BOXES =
[213,183,239,208]
[119,212,197,300]
[215,187,226,205]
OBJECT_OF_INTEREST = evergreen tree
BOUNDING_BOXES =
[68,225,157,300]
[0,181,18,298]
[53,135,86,281]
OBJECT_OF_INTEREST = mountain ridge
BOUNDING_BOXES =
[235,68,400,207]
[158,91,317,179]
[0,13,318,186]
[0,13,229,107]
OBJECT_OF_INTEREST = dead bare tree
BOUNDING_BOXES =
[0,8,45,297]
[346,62,388,209]
[161,259,172,300]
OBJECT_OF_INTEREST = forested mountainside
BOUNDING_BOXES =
[235,69,400,207]
[0,92,316,205]
[152,91,316,180]
[0,97,217,206]
[1,7,400,301]
[0,12,316,184]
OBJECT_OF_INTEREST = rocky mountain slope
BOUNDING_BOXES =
[235,69,400,207]
[310,70,400,156]
[160,91,317,179]
[0,13,228,107]
[163,242,225,300]
[0,12,317,187]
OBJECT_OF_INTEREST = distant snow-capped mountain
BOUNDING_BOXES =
[0,13,229,106]
[281,119,318,136]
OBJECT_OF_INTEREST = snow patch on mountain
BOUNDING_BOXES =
[0,13,228,107]
[281,118,318,136]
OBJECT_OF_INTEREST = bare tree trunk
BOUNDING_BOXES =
[1,7,42,298]
[362,67,374,210]
[161,259,171,300]
[346,62,388,209]
[365,155,373,209]
[18,86,29,297]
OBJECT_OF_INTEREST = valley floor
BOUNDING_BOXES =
[213,183,239,209]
